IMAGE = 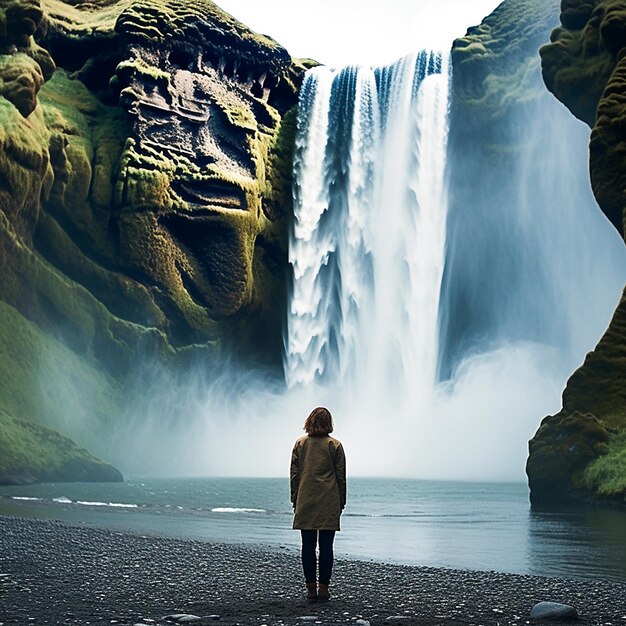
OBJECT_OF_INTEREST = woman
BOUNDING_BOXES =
[290,406,346,603]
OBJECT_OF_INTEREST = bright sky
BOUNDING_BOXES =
[215,0,503,67]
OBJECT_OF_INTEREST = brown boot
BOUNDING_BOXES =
[306,582,317,603]
[318,583,330,602]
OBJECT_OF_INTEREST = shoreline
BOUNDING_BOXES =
[2,516,626,625]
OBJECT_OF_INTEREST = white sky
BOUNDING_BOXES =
[215,0,503,67]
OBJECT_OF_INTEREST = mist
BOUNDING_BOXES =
[104,339,571,481]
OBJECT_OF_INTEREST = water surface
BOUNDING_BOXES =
[1,478,625,582]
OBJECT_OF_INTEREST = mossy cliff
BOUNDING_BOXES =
[0,0,305,483]
[0,408,123,485]
[441,0,563,375]
[450,0,561,132]
[526,0,626,505]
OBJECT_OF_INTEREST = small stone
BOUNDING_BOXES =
[356,621,370,626]
[530,602,578,621]
[297,618,318,622]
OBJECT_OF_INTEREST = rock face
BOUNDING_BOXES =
[526,0,626,504]
[0,0,305,481]
[441,0,565,376]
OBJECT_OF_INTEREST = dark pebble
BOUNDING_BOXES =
[1,515,625,625]
[530,601,578,620]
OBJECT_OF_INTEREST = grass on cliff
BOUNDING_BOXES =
[0,302,123,483]
[41,0,284,51]
[583,430,626,497]
[0,409,117,482]
[0,300,121,445]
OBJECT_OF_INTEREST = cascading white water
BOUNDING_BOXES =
[286,51,450,405]
[112,40,626,482]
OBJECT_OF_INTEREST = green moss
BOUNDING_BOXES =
[528,291,626,503]
[0,207,171,377]
[451,0,561,128]
[539,0,626,236]
[526,410,611,503]
[39,70,129,236]
[1,0,297,373]
[0,409,122,484]
[263,105,297,221]
[0,53,44,118]
[528,288,626,504]
[563,288,626,426]
[583,430,626,497]
[0,93,51,240]
[35,212,167,328]
[116,57,171,82]
[215,96,258,131]
[0,299,122,441]
[42,0,286,53]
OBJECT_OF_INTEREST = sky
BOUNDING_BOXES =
[214,0,503,67]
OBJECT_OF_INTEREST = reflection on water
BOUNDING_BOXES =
[1,478,626,582]
[528,505,626,581]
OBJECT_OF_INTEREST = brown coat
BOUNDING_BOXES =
[290,435,346,531]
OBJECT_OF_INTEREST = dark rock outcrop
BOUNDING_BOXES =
[0,0,306,479]
[526,0,626,505]
[540,0,626,235]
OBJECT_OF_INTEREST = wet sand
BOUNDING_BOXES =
[1,515,625,625]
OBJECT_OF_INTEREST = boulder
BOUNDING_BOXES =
[530,601,578,621]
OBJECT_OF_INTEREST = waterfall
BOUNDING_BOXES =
[286,51,450,403]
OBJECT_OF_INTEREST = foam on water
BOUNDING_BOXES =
[211,507,267,514]
[76,501,138,508]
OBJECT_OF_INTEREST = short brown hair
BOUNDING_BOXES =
[304,406,334,436]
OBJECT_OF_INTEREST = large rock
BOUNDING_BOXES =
[529,601,578,620]
[0,0,305,479]
[527,0,626,505]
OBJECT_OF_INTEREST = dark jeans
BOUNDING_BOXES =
[300,529,336,585]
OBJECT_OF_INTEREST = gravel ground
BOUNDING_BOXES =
[1,515,625,626]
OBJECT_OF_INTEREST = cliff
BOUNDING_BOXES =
[0,0,305,483]
[0,408,122,485]
[526,0,626,504]
[441,0,564,375]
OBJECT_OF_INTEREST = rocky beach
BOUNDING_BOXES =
[1,515,625,626]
